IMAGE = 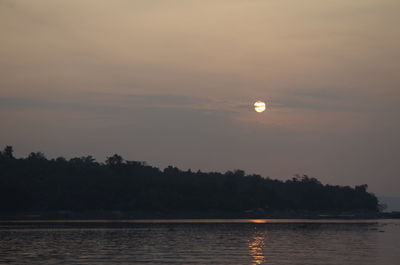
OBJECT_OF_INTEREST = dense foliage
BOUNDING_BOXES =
[0,146,379,213]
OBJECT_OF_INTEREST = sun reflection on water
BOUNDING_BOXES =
[249,231,267,265]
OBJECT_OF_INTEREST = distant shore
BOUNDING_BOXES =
[1,210,399,221]
[1,147,381,218]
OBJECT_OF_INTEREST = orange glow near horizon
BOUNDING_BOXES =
[249,219,269,224]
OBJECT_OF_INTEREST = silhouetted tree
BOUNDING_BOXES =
[70,156,96,165]
[28,152,46,160]
[2,146,14,158]
[106,154,123,166]
[355,184,368,193]
[55,157,67,163]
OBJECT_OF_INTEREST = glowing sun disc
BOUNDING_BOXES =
[254,101,266,113]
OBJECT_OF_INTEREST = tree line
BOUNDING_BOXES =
[0,146,379,214]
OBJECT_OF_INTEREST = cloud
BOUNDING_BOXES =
[0,92,250,121]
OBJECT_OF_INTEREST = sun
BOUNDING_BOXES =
[254,101,266,113]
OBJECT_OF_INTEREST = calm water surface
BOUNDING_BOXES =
[0,219,399,264]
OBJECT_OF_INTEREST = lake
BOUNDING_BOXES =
[1,219,399,264]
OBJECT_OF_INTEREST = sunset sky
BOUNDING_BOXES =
[1,0,399,196]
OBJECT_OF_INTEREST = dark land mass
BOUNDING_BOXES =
[1,146,396,220]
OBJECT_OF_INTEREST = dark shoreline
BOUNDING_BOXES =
[1,210,399,221]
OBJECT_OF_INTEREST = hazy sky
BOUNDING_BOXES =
[1,0,399,196]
